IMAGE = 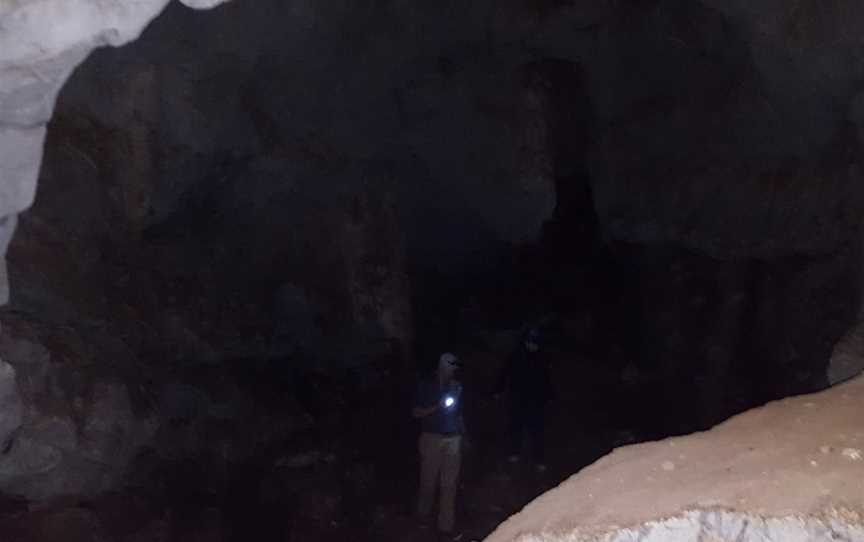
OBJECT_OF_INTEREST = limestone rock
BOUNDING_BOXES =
[829,320,864,385]
[0,215,14,305]
[34,507,111,542]
[0,0,231,305]
[485,376,864,542]
[589,510,864,542]
[0,321,156,500]
[0,356,23,448]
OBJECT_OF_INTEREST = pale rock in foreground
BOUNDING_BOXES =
[485,376,864,542]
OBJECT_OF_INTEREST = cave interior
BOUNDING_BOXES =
[0,1,863,540]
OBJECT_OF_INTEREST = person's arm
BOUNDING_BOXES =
[412,403,439,418]
[412,381,440,418]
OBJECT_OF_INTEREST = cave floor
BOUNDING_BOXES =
[0,349,738,541]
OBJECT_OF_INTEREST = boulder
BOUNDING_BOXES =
[485,376,864,541]
[0,319,156,500]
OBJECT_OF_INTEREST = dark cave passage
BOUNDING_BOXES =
[1,1,864,541]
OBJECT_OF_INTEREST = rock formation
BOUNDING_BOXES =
[0,0,230,501]
[0,0,231,305]
[485,375,864,542]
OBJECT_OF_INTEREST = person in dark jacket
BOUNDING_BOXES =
[496,328,553,471]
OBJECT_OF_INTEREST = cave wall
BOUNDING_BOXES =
[2,0,864,502]
[7,0,566,370]
[24,0,864,366]
[589,1,864,258]
[0,0,233,304]
[0,0,233,500]
[4,1,864,354]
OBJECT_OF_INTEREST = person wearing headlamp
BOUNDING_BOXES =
[412,351,466,536]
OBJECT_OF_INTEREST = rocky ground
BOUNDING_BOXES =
[0,352,860,542]
[0,344,700,542]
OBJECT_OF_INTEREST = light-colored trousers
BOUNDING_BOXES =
[417,432,462,532]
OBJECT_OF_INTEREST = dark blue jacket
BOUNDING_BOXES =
[415,377,465,435]
[497,345,553,405]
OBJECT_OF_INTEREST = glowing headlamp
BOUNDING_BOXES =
[444,395,456,408]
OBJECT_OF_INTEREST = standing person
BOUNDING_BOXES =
[413,352,465,536]
[496,328,553,472]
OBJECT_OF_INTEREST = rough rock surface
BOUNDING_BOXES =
[0,356,23,448]
[7,0,862,265]
[0,308,306,500]
[0,316,157,500]
[0,0,230,305]
[22,0,862,388]
[485,376,864,542]
[0,0,231,500]
[829,315,864,385]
